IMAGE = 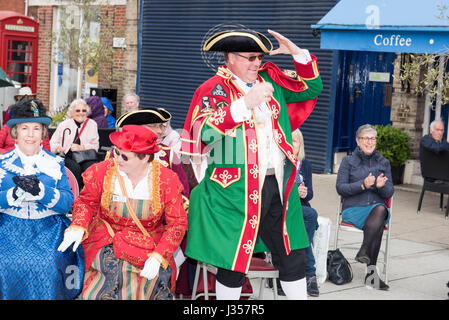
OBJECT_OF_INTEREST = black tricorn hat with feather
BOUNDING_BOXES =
[6,99,52,128]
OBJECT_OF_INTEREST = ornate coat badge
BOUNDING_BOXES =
[211,84,228,98]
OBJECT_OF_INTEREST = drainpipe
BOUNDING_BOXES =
[136,0,143,95]
[434,54,445,121]
[422,62,432,136]
[25,0,28,15]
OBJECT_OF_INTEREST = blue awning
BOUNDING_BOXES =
[312,0,449,53]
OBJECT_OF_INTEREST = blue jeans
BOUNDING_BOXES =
[302,205,318,277]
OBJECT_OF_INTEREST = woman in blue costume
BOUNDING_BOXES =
[0,99,84,299]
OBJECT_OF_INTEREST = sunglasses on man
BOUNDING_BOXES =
[233,52,265,62]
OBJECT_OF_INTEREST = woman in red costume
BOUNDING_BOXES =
[58,124,187,300]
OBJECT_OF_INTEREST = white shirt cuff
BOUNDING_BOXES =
[293,49,312,64]
[230,97,252,123]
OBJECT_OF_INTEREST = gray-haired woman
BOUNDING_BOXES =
[336,124,394,290]
[50,99,100,188]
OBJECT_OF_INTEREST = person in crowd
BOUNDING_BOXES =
[116,108,190,204]
[50,99,99,189]
[0,116,51,154]
[420,119,449,156]
[101,97,116,129]
[57,124,187,300]
[336,124,394,291]
[161,120,181,155]
[180,28,322,300]
[2,86,37,126]
[86,95,109,129]
[292,128,319,297]
[0,99,84,299]
[122,93,140,112]
[1,87,50,153]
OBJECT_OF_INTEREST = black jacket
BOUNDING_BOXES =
[336,147,394,211]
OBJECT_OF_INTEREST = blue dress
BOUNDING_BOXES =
[0,148,84,300]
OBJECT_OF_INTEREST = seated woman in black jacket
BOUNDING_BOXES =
[336,124,394,291]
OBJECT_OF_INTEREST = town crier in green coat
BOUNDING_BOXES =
[180,28,323,300]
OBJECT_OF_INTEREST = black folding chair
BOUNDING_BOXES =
[417,147,449,219]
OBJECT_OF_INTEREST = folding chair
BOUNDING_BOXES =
[417,148,449,219]
[334,197,393,284]
[65,166,79,197]
[191,256,279,300]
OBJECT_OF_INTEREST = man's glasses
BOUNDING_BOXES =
[233,52,265,62]
[114,148,129,161]
[359,137,377,142]
[75,109,87,113]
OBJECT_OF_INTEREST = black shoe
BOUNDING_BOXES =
[276,279,286,296]
[267,278,286,296]
[355,245,371,265]
[306,275,320,297]
[365,267,389,291]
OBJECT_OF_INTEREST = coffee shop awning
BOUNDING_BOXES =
[311,0,449,54]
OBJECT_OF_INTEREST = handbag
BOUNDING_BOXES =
[327,249,353,285]
[71,148,98,164]
[69,118,97,164]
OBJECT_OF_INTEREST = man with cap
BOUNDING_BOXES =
[116,107,190,206]
[181,29,323,300]
[3,86,37,126]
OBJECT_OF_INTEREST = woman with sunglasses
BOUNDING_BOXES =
[336,124,394,290]
[50,98,100,188]
[58,124,187,300]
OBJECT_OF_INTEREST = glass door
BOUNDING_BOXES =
[6,37,35,89]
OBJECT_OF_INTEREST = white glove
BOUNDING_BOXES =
[140,257,161,280]
[57,228,84,252]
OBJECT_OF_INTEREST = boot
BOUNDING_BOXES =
[355,244,370,265]
[365,266,389,291]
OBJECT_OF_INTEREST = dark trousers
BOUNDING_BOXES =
[216,175,306,288]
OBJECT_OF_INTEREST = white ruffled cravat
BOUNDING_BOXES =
[15,146,62,180]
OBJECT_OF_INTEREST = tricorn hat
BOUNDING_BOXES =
[109,124,160,155]
[116,107,171,128]
[203,29,273,53]
[6,99,52,128]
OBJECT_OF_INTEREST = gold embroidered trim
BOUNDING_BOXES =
[151,160,161,216]
[101,161,117,213]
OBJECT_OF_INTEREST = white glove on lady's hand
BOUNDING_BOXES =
[57,228,84,252]
[140,257,161,280]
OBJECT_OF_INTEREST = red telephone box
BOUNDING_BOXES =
[0,11,39,93]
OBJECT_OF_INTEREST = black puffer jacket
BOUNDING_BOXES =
[336,147,394,211]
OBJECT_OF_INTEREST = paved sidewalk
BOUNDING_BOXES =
[252,173,449,300]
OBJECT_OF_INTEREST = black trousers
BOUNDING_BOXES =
[216,175,306,288]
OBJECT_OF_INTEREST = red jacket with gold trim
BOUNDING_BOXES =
[69,158,187,271]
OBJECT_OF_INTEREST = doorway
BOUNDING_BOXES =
[333,51,396,152]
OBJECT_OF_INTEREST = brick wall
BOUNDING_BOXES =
[97,5,128,113]
[0,0,25,13]
[391,54,425,159]
[28,6,52,110]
